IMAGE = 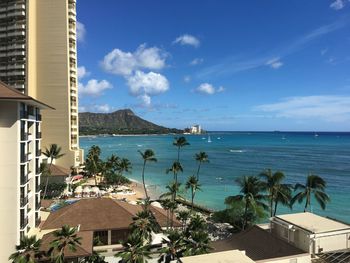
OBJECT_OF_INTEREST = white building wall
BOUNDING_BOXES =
[0,101,20,263]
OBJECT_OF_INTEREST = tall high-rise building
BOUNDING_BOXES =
[0,0,83,168]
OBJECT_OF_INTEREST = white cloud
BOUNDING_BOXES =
[195,83,224,95]
[330,0,345,10]
[173,34,200,48]
[266,57,284,69]
[138,94,151,107]
[256,95,350,122]
[76,21,86,42]
[79,79,112,97]
[101,44,168,76]
[190,58,204,66]
[79,104,113,113]
[127,71,169,96]
[77,66,89,79]
[184,75,191,83]
[321,48,328,56]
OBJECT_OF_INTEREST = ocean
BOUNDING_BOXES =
[80,132,350,223]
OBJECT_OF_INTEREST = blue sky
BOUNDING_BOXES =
[76,0,350,131]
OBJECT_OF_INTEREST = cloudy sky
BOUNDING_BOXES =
[77,0,350,131]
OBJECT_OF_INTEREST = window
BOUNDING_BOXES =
[94,231,108,245]
[111,229,129,244]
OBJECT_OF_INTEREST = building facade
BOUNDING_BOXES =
[0,82,52,262]
[0,0,83,168]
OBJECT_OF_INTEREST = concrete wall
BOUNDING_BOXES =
[315,233,349,253]
[0,101,19,262]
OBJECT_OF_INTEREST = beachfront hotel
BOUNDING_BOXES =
[0,81,52,263]
[0,0,83,168]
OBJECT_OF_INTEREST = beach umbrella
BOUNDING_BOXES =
[75,185,82,193]
[151,232,169,245]
[83,186,91,193]
[92,186,100,193]
[151,201,163,209]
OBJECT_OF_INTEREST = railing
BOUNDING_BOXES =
[20,196,28,207]
[35,201,41,211]
[20,217,28,229]
[36,114,41,121]
[36,132,41,139]
[36,149,41,157]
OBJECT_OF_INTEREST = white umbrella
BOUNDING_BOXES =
[151,232,169,245]
[83,186,91,193]
[92,186,100,193]
[75,186,82,193]
[151,201,163,209]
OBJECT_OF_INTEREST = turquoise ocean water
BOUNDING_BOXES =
[80,132,350,223]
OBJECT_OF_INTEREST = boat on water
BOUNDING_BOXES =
[208,135,212,143]
[314,133,319,137]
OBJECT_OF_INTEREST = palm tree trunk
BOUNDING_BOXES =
[141,161,149,199]
[43,160,53,200]
[304,192,309,212]
[270,196,273,217]
[177,147,180,162]
[243,201,249,230]
[273,200,279,216]
[196,162,201,181]
[191,190,194,213]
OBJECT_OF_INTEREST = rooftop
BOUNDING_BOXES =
[0,81,53,109]
[211,225,304,261]
[275,212,350,234]
[41,198,180,231]
[40,230,93,258]
[180,250,255,263]
[49,164,71,177]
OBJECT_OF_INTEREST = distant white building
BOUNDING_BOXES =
[190,125,202,134]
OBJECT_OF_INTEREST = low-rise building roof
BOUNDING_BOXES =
[40,230,93,258]
[211,225,304,261]
[41,198,179,231]
[0,81,53,109]
[179,250,255,263]
[275,212,350,234]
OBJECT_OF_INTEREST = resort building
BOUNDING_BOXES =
[0,0,83,168]
[270,212,350,255]
[178,250,256,263]
[39,198,180,257]
[190,125,202,134]
[0,81,52,263]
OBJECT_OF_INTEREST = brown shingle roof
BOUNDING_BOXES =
[40,230,93,258]
[211,225,305,261]
[0,81,53,109]
[41,198,179,231]
[49,164,70,177]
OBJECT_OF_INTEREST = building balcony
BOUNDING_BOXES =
[68,12,76,22]
[27,153,33,161]
[20,154,28,163]
[36,114,41,121]
[35,201,41,211]
[36,131,41,139]
[36,149,41,157]
[7,70,25,76]
[20,196,28,207]
[0,44,25,51]
[35,216,41,227]
[20,174,29,186]
[27,133,33,141]
[12,83,25,90]
[20,216,28,229]
[6,50,25,57]
[20,132,28,141]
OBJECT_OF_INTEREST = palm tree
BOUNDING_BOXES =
[259,169,292,217]
[291,174,330,212]
[184,231,212,256]
[9,236,44,263]
[118,158,132,177]
[86,145,102,186]
[131,210,160,243]
[177,210,190,231]
[185,176,201,213]
[160,181,181,201]
[225,176,267,230]
[42,144,65,199]
[173,136,190,162]
[138,149,157,200]
[194,152,209,181]
[160,199,172,230]
[159,229,185,263]
[115,231,151,263]
[166,161,183,200]
[48,225,82,263]
[106,154,120,173]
